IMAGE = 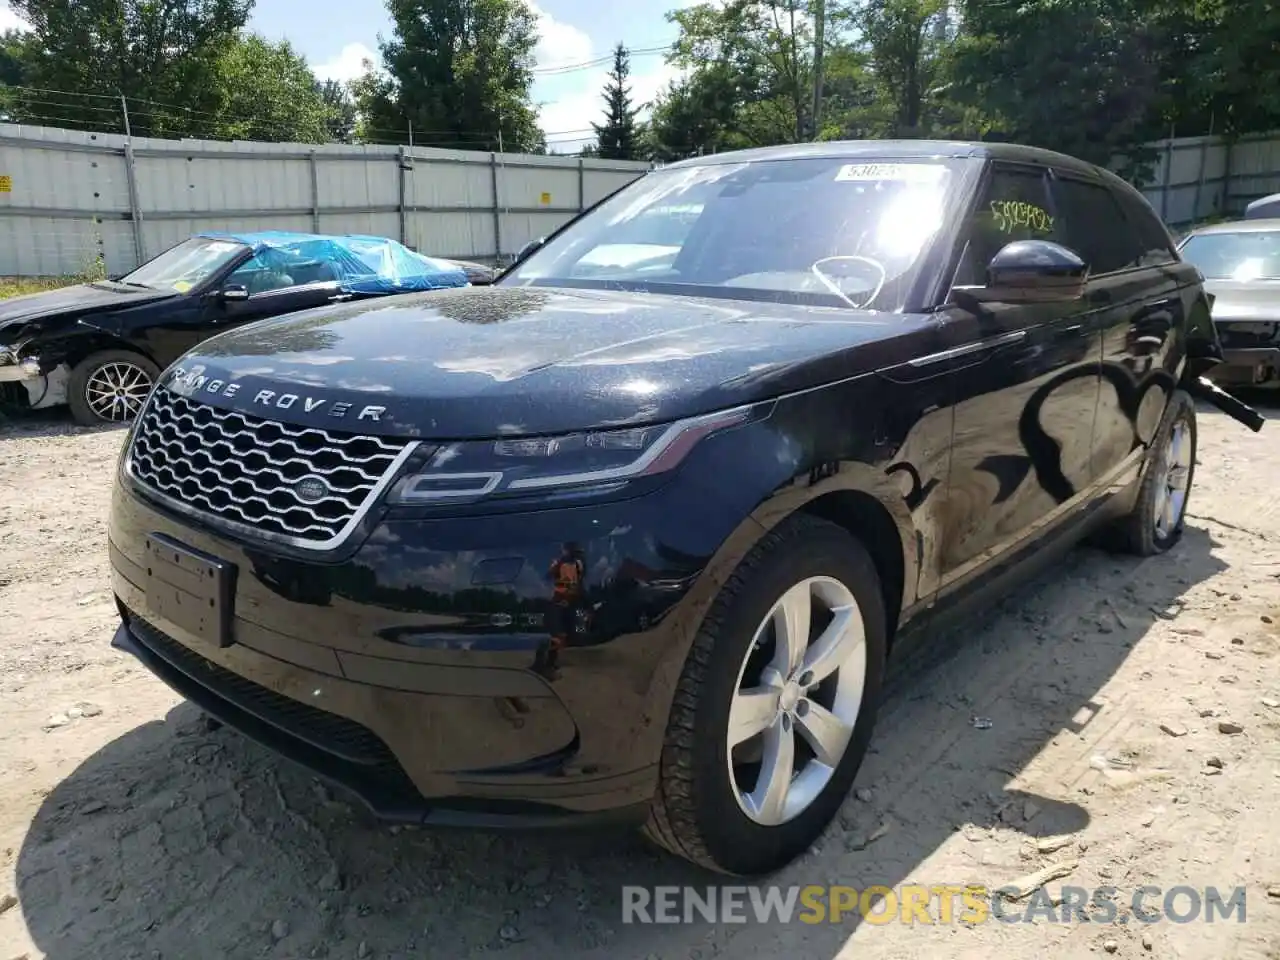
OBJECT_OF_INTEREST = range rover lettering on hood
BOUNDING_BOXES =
[167,365,388,423]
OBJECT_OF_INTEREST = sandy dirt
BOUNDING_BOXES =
[2,404,1279,960]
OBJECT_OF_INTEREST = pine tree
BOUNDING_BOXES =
[592,43,640,160]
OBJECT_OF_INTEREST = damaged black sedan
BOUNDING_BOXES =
[0,232,469,425]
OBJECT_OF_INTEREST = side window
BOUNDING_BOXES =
[1113,188,1177,266]
[1051,176,1144,275]
[225,254,284,296]
[224,253,330,296]
[954,166,1062,286]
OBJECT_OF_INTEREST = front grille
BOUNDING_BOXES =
[128,613,401,768]
[128,387,411,546]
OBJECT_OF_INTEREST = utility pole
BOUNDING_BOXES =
[811,0,826,140]
[119,93,145,266]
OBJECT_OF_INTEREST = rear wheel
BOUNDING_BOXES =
[67,349,159,426]
[644,514,888,875]
[1105,389,1197,556]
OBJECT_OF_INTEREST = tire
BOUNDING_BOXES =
[643,513,888,875]
[1105,388,1197,556]
[67,349,159,426]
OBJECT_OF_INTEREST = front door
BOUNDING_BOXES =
[933,162,1102,596]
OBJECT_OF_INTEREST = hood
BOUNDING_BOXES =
[0,281,177,336]
[164,285,927,439]
[1204,278,1280,322]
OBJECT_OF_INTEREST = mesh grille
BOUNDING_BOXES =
[127,614,402,769]
[128,387,410,545]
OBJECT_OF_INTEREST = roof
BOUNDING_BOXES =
[197,230,350,248]
[194,230,470,295]
[1183,219,1280,237]
[660,139,1103,178]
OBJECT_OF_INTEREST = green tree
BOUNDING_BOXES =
[318,78,358,142]
[812,40,880,140]
[949,0,1178,176]
[847,0,954,138]
[646,66,743,160]
[211,34,331,142]
[0,29,28,87]
[592,43,640,160]
[353,0,542,152]
[1189,0,1280,135]
[647,0,815,158]
[8,0,252,137]
[0,29,31,121]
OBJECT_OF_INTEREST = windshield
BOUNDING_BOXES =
[504,157,964,311]
[121,237,251,293]
[1180,230,1280,281]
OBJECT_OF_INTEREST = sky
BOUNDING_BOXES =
[0,0,689,152]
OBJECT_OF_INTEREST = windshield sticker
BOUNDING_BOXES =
[835,163,949,183]
[171,280,193,293]
[990,200,1054,235]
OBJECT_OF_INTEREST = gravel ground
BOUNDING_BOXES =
[2,403,1279,960]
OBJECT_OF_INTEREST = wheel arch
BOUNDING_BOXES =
[795,489,908,642]
[27,327,160,374]
[61,334,159,372]
[635,466,921,773]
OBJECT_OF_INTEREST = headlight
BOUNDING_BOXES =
[387,404,757,505]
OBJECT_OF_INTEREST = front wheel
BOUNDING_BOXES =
[67,349,159,426]
[644,514,888,875]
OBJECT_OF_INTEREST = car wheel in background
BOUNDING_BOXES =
[67,350,160,426]
[644,514,888,875]
[1108,388,1198,556]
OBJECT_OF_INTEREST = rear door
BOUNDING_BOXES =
[933,162,1102,595]
[1049,172,1183,480]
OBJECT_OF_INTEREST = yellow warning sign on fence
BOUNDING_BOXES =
[540,191,551,205]
[0,175,11,193]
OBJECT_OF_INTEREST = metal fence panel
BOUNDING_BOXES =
[12,120,1280,277]
[0,123,652,276]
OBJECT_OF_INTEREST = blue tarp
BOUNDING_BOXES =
[197,230,470,295]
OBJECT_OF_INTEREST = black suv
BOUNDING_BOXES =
[107,141,1260,876]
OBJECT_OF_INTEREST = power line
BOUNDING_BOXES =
[532,46,668,75]
[2,80,655,152]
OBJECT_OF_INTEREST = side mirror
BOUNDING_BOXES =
[514,236,546,266]
[220,284,250,303]
[954,240,1088,307]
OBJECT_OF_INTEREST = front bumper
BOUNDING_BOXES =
[108,458,755,826]
[0,357,67,408]
[1208,347,1280,385]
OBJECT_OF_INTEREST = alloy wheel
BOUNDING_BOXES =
[727,575,868,826]
[1152,418,1192,540]
[84,360,153,422]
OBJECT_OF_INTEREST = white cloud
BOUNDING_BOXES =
[313,42,378,84]
[537,57,681,153]
[526,2,680,152]
[0,4,30,32]
[528,1,594,71]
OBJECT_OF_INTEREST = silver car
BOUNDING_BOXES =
[1178,202,1280,388]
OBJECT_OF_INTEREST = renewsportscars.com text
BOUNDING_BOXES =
[621,884,1249,925]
